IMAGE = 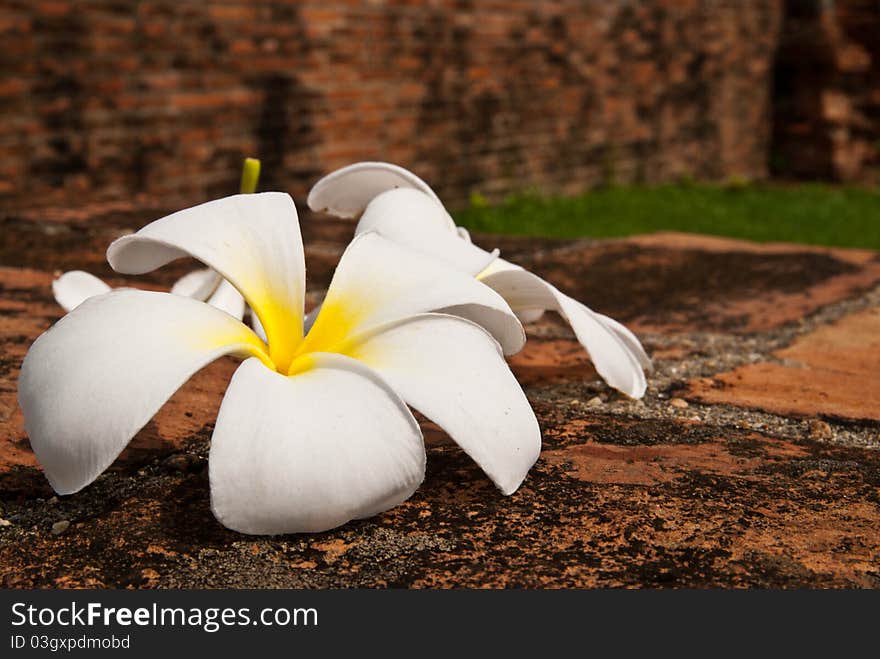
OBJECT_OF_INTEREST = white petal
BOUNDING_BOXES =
[18,290,269,495]
[480,267,648,398]
[431,302,524,354]
[173,268,245,320]
[209,355,425,535]
[356,187,455,234]
[248,307,267,342]
[308,161,443,219]
[52,271,111,312]
[106,193,305,371]
[170,268,221,301]
[300,233,524,357]
[477,257,521,278]
[515,309,546,324]
[349,314,541,495]
[356,188,497,275]
[595,313,653,372]
[206,278,246,320]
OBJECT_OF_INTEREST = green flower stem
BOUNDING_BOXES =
[240,158,261,194]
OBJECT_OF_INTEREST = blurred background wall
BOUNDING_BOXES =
[1,0,877,211]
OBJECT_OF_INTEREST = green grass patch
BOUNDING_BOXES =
[453,183,880,250]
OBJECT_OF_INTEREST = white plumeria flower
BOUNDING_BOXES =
[18,193,540,535]
[308,162,652,399]
[53,267,246,321]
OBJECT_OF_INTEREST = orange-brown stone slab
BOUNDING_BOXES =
[508,337,599,386]
[686,307,880,422]
[1,414,878,589]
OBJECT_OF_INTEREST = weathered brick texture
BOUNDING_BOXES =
[772,0,880,183]
[1,0,874,213]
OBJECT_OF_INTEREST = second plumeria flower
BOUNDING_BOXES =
[308,162,652,398]
[18,192,540,535]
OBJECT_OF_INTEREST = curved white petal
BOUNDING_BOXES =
[106,193,305,372]
[52,271,112,312]
[170,268,221,301]
[477,256,521,278]
[555,294,647,397]
[308,161,443,219]
[300,232,524,358]
[18,290,269,495]
[430,302,523,353]
[355,188,497,275]
[205,278,246,320]
[248,307,267,342]
[595,313,653,372]
[349,314,541,495]
[515,309,546,324]
[356,187,455,234]
[209,355,425,535]
[480,267,648,398]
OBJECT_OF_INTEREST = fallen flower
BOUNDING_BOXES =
[308,162,652,398]
[18,193,540,534]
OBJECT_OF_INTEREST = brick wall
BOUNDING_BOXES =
[771,0,880,183]
[0,0,833,212]
[833,1,880,182]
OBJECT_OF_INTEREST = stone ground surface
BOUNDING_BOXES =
[0,203,879,588]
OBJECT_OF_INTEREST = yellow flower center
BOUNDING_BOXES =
[246,289,370,376]
[285,296,365,375]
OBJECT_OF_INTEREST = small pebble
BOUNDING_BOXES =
[161,453,205,474]
[587,396,603,407]
[0,518,11,528]
[51,520,70,535]
[162,454,191,473]
[808,419,833,440]
[669,397,689,409]
[140,568,161,585]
